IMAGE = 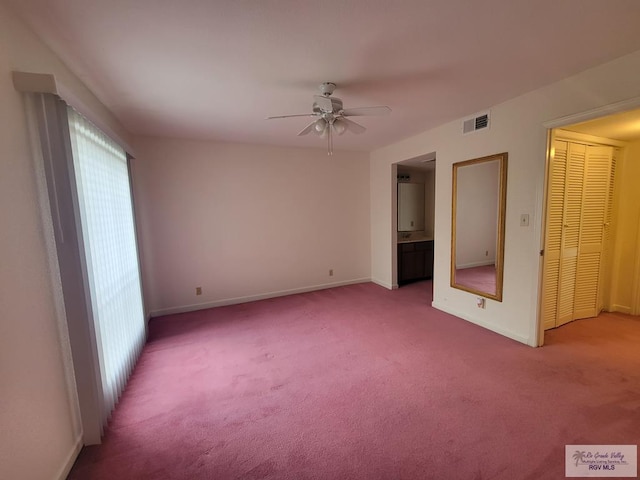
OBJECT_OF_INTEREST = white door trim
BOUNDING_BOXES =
[543,96,640,129]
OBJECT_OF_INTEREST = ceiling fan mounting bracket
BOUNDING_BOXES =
[319,82,336,97]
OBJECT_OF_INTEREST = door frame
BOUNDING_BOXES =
[537,96,640,345]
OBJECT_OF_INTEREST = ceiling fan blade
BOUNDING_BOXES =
[313,95,334,113]
[339,117,367,134]
[297,121,317,136]
[266,113,316,120]
[341,106,391,117]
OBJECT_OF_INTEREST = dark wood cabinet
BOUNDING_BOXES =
[398,240,434,285]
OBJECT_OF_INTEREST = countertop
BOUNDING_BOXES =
[397,236,434,244]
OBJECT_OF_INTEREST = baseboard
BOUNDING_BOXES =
[611,304,632,314]
[150,278,371,317]
[371,278,396,290]
[55,433,82,480]
[431,301,532,346]
[456,260,495,269]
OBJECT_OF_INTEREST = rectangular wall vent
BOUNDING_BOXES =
[463,112,490,134]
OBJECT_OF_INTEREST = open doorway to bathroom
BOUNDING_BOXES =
[393,152,436,287]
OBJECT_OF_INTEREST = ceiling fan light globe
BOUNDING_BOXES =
[333,119,347,135]
[314,118,327,134]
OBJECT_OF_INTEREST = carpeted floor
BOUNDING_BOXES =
[68,281,640,479]
[454,265,496,295]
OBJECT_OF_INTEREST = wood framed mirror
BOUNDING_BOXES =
[451,152,508,301]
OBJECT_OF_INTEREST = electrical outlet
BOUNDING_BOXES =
[196,287,202,295]
[476,297,486,309]
[329,269,334,276]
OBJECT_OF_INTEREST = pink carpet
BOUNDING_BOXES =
[455,265,496,295]
[68,281,640,479]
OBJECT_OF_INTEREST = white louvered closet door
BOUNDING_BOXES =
[542,138,617,330]
[573,146,613,319]
[541,140,567,330]
[557,142,586,327]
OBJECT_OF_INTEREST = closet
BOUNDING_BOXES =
[542,134,619,330]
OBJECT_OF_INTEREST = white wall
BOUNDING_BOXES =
[610,139,640,313]
[425,168,436,238]
[0,3,132,478]
[131,137,371,316]
[371,49,640,346]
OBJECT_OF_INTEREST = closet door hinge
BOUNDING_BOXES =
[540,249,544,256]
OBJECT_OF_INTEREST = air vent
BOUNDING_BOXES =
[463,112,490,134]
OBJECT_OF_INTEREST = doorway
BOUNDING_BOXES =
[393,152,436,288]
[540,107,640,340]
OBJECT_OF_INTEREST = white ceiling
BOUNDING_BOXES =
[6,0,640,151]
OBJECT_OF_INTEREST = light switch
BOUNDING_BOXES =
[520,214,529,227]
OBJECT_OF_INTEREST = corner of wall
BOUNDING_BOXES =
[55,434,82,480]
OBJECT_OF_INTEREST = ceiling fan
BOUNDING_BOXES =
[266,82,391,155]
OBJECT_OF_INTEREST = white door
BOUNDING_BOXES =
[573,146,613,319]
[556,142,586,327]
[541,139,568,330]
[542,138,616,329]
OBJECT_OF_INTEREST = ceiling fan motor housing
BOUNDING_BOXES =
[313,97,343,114]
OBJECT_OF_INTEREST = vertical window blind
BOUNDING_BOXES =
[67,108,146,423]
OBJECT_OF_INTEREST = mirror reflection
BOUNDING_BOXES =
[398,183,425,232]
[451,152,507,301]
